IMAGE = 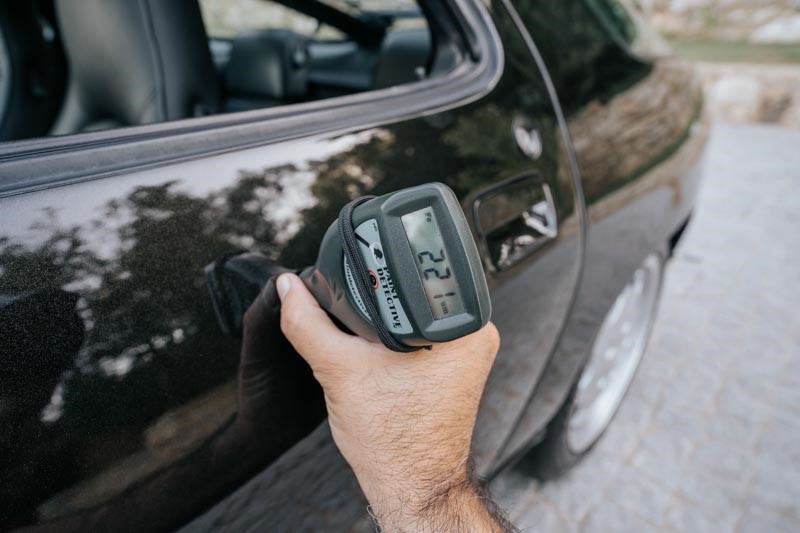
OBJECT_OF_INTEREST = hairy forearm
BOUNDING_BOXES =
[365,462,518,533]
[278,275,510,532]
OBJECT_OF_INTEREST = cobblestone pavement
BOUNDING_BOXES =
[492,123,800,532]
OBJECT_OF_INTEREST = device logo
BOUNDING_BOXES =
[345,218,413,334]
[370,242,386,267]
[368,269,379,290]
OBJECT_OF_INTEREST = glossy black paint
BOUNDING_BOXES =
[0,0,706,531]
[495,0,709,469]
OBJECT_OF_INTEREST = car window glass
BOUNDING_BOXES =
[321,0,427,30]
[320,0,420,15]
[0,0,435,144]
[200,0,346,41]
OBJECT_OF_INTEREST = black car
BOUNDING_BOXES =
[0,0,708,530]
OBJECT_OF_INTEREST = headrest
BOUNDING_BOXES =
[225,29,309,102]
[374,28,431,89]
[52,0,221,132]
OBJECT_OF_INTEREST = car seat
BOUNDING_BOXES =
[223,29,310,113]
[0,2,67,142]
[50,0,221,134]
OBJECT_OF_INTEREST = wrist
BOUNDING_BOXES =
[360,465,506,532]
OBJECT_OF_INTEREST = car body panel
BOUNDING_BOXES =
[494,0,709,466]
[0,0,708,530]
[0,1,586,530]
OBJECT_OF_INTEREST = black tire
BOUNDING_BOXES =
[518,380,590,480]
[519,252,665,480]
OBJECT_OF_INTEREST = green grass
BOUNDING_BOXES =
[668,38,800,64]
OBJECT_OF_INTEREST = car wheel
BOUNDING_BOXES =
[525,252,665,479]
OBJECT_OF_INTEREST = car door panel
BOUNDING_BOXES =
[187,1,586,528]
[0,1,584,530]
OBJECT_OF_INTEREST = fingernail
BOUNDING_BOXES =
[276,274,291,300]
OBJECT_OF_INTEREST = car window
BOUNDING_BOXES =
[200,0,346,41]
[320,0,420,15]
[321,0,428,30]
[0,0,435,144]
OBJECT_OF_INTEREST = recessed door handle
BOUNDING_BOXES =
[473,175,558,271]
[522,185,557,239]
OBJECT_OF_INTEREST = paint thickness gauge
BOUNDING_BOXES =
[301,183,491,351]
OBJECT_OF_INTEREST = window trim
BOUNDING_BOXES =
[0,0,503,197]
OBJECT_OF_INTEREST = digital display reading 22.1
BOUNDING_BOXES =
[401,207,465,320]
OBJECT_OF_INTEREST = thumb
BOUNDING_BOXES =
[277,273,356,368]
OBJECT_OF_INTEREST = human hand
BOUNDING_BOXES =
[237,273,326,440]
[276,273,510,532]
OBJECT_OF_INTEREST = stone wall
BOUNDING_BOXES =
[641,0,800,43]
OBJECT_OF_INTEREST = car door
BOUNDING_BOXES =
[0,1,583,530]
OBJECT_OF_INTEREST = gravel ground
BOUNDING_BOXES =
[492,123,800,533]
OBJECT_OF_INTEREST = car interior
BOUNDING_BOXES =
[0,0,449,143]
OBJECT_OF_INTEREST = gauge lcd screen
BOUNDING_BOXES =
[401,207,465,320]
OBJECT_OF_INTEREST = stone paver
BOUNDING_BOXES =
[494,123,800,532]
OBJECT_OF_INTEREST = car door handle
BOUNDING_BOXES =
[472,174,558,272]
